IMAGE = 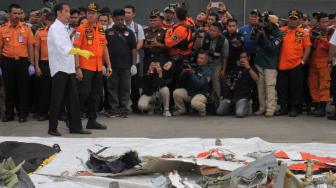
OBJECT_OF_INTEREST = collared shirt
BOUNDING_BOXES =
[35,26,49,61]
[126,20,145,64]
[105,26,137,69]
[48,19,75,77]
[0,21,34,59]
[73,22,107,71]
[278,26,311,70]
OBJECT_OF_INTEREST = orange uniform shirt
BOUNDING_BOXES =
[165,18,195,56]
[35,27,49,61]
[0,22,34,59]
[310,36,330,69]
[278,26,312,70]
[73,22,107,71]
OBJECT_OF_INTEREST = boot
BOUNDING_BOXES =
[313,102,326,117]
[289,107,299,117]
[328,106,336,120]
[86,119,107,130]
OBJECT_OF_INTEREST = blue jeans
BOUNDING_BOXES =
[216,98,250,117]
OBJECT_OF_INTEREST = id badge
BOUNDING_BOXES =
[18,35,23,43]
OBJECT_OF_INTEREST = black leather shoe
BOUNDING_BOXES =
[69,129,91,134]
[48,130,62,136]
[275,108,288,116]
[18,117,27,123]
[86,120,107,130]
[289,109,298,117]
[2,116,14,122]
[328,114,336,120]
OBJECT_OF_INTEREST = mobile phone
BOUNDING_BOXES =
[211,2,220,8]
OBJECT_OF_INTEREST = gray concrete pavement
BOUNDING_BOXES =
[0,114,336,143]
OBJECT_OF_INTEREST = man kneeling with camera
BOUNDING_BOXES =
[173,51,212,116]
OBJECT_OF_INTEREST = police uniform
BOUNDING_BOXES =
[144,10,168,71]
[73,2,108,129]
[0,21,34,122]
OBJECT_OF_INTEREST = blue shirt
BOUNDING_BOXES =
[239,24,258,56]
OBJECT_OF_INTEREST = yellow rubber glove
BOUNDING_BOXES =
[70,48,95,59]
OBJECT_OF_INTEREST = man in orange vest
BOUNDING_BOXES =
[0,4,35,123]
[73,2,112,129]
[308,13,331,117]
[34,12,55,121]
[165,7,195,88]
[276,10,312,117]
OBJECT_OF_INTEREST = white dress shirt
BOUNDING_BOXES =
[48,19,75,77]
[126,21,145,64]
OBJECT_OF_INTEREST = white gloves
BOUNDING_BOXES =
[130,65,137,76]
[102,66,107,76]
[28,64,35,76]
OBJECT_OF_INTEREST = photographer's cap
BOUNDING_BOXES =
[250,9,261,17]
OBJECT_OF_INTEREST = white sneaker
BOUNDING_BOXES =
[163,110,172,117]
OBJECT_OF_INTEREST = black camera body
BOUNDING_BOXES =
[250,11,271,40]
[311,27,322,38]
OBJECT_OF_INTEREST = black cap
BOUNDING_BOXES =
[149,9,160,18]
[211,22,223,31]
[250,9,261,17]
[87,2,100,12]
[288,9,302,19]
[312,12,320,18]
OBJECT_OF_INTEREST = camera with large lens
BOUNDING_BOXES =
[250,11,270,40]
[311,27,322,38]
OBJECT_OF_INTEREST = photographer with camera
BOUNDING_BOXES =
[308,12,331,117]
[276,10,312,117]
[173,51,212,116]
[216,51,259,118]
[254,14,283,117]
[138,62,173,117]
[198,22,229,104]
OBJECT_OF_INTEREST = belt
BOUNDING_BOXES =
[2,56,28,61]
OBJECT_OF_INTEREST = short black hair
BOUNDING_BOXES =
[227,18,238,25]
[54,3,70,17]
[329,13,336,20]
[209,12,219,22]
[70,8,80,16]
[78,7,87,12]
[8,3,21,13]
[317,12,329,22]
[45,12,55,21]
[211,22,223,31]
[100,7,111,15]
[175,7,187,21]
[124,5,136,13]
[113,9,125,17]
[98,14,109,20]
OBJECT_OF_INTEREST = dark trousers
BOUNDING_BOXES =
[49,72,82,132]
[37,61,51,116]
[302,64,312,107]
[130,64,141,111]
[277,64,303,109]
[1,57,30,118]
[78,69,102,120]
[106,68,131,113]
[331,66,336,107]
